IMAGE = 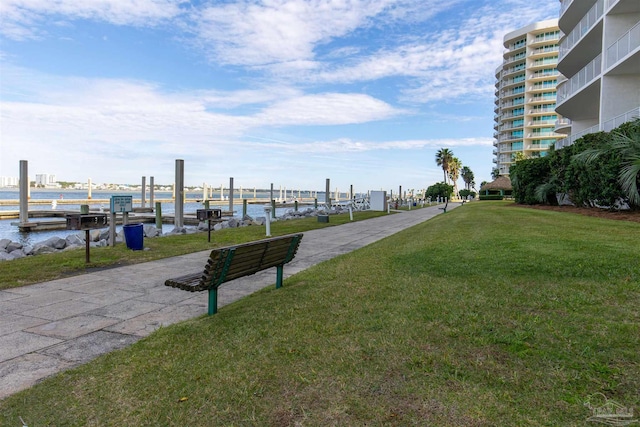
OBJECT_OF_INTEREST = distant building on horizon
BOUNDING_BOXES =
[493,19,566,176]
[35,173,58,188]
[554,0,640,148]
[0,176,19,187]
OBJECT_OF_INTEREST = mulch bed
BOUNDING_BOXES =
[508,203,640,224]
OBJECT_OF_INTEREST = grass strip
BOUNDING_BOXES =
[0,210,388,290]
[1,201,639,425]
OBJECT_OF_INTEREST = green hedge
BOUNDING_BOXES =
[479,195,504,201]
[459,189,477,198]
[510,119,639,208]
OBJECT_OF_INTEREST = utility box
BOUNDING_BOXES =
[370,191,388,211]
[317,215,329,223]
[66,214,108,230]
[197,209,222,221]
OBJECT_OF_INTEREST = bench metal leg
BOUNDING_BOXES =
[208,288,218,315]
[276,265,283,289]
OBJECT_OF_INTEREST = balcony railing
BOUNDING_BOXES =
[554,118,572,132]
[531,33,561,45]
[605,21,640,70]
[505,55,526,65]
[530,46,559,57]
[559,0,605,60]
[602,107,640,132]
[554,106,639,149]
[529,107,557,114]
[529,70,559,79]
[529,95,557,102]
[529,119,558,126]
[556,53,601,103]
[560,0,574,17]
[528,131,559,138]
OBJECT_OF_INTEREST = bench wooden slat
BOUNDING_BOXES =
[164,233,303,314]
[165,272,205,291]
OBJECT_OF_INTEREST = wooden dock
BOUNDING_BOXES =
[3,210,237,231]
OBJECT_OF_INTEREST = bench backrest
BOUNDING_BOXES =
[193,233,303,291]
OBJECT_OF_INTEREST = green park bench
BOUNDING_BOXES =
[165,233,303,315]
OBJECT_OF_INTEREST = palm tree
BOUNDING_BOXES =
[461,166,475,191]
[448,157,462,196]
[435,148,454,184]
[574,119,640,207]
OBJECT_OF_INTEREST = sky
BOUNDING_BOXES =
[0,0,560,192]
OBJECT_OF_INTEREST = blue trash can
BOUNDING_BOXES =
[123,223,144,250]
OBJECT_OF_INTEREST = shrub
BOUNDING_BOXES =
[510,156,552,205]
[425,182,454,200]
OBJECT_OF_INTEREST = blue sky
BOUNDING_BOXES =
[0,0,559,192]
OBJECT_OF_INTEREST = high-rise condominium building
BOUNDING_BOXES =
[493,20,566,176]
[555,0,640,148]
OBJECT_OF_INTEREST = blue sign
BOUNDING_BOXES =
[110,195,133,213]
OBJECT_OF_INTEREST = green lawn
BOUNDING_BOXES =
[1,201,639,426]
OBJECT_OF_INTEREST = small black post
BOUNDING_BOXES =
[85,230,90,263]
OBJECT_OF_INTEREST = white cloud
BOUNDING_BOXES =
[274,0,559,103]
[191,0,379,66]
[190,0,457,68]
[0,0,187,40]
[0,67,405,169]
[253,93,402,126]
[248,136,494,154]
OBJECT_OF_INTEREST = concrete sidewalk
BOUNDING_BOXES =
[0,203,457,399]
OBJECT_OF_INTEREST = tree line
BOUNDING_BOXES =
[425,148,476,200]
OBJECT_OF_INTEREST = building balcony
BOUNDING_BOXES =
[553,106,639,149]
[605,21,640,72]
[500,122,525,132]
[501,99,525,108]
[527,131,562,138]
[506,40,527,53]
[554,118,572,133]
[529,34,561,46]
[528,70,559,81]
[528,106,557,115]
[502,89,526,99]
[504,109,525,118]
[560,0,600,33]
[503,65,527,77]
[498,134,523,143]
[505,55,527,65]
[602,106,640,132]
[528,96,557,104]
[501,77,527,90]
[559,0,605,60]
[528,119,558,126]
[556,53,602,106]
[528,83,558,92]
[529,47,559,59]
